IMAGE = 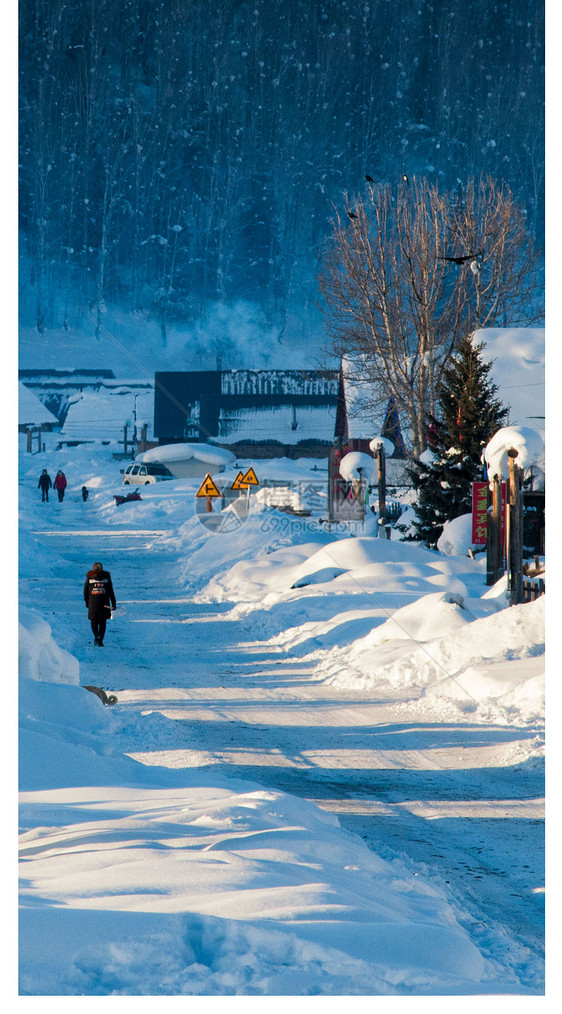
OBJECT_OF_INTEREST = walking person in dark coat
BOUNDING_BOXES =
[38,469,52,502]
[83,561,117,646]
[54,470,67,502]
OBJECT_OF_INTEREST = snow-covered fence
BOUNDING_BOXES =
[522,578,545,603]
[484,426,545,607]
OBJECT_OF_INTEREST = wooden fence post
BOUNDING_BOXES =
[376,445,387,538]
[508,449,524,606]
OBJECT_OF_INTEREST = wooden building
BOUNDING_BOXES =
[154,369,342,458]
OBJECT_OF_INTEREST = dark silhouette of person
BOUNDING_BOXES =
[38,469,52,502]
[83,561,116,647]
[82,486,89,501]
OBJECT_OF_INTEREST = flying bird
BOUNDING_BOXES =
[439,251,483,265]
[365,174,374,183]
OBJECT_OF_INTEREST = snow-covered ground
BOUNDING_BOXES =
[18,435,545,998]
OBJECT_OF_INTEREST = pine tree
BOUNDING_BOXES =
[407,334,508,547]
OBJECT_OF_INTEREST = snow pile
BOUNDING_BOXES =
[276,537,475,599]
[19,608,80,685]
[484,426,545,482]
[437,513,478,556]
[369,435,395,456]
[139,442,235,467]
[202,538,330,603]
[339,451,374,481]
[321,593,545,714]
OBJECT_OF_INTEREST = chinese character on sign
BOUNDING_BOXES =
[472,481,506,545]
[471,482,489,544]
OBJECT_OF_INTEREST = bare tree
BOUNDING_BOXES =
[318,175,541,456]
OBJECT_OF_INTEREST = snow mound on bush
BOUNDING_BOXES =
[437,514,479,556]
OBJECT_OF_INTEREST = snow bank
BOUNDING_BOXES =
[322,593,544,718]
[19,608,80,685]
[286,537,475,598]
[201,534,485,619]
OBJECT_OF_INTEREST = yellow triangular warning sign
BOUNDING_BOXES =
[241,466,260,486]
[195,473,222,498]
[231,471,247,490]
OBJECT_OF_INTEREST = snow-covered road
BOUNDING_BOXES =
[18,447,545,995]
[24,488,544,988]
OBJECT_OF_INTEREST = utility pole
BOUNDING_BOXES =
[376,444,388,538]
[508,449,524,606]
[132,395,138,445]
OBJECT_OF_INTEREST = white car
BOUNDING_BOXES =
[121,462,174,485]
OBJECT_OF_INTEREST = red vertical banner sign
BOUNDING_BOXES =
[471,482,489,544]
[472,481,507,545]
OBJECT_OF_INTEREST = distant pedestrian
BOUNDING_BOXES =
[83,562,116,647]
[54,470,67,502]
[38,469,52,502]
[81,486,89,502]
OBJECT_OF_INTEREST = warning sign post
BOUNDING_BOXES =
[241,466,259,487]
[231,471,247,491]
[230,466,260,491]
[195,473,222,498]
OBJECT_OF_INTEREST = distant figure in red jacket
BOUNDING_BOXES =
[54,470,67,502]
[83,562,117,647]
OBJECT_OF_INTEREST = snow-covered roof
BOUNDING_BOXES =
[60,388,154,441]
[220,370,339,397]
[476,327,545,429]
[340,357,388,440]
[18,383,59,427]
[139,442,235,466]
[216,404,336,444]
